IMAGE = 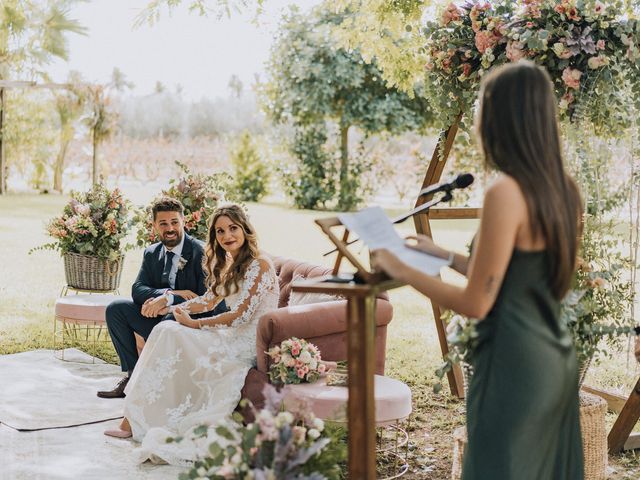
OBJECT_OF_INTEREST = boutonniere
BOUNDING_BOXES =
[177,256,188,271]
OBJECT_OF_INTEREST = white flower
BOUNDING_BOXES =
[313,417,325,431]
[310,359,318,370]
[298,350,312,364]
[307,428,321,439]
[276,411,294,427]
[196,467,207,476]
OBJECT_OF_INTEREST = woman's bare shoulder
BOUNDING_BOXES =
[485,175,527,210]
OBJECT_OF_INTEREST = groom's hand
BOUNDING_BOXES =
[141,296,169,318]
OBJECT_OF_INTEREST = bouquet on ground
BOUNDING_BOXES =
[175,385,346,479]
[267,337,326,385]
[31,184,132,260]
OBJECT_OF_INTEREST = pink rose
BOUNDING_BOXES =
[475,30,498,54]
[318,363,327,374]
[562,67,582,89]
[506,41,526,62]
[296,368,306,379]
[597,39,606,50]
[442,3,461,25]
[291,346,301,356]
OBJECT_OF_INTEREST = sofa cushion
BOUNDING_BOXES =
[269,255,389,307]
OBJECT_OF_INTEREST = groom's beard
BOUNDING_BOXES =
[160,229,183,248]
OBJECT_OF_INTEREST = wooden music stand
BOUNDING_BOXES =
[291,216,403,479]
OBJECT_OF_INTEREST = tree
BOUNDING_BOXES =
[135,0,264,26]
[0,0,86,193]
[263,7,432,210]
[52,71,85,192]
[82,69,131,185]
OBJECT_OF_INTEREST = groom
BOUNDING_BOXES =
[98,197,226,398]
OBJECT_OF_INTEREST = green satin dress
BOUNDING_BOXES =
[462,249,584,480]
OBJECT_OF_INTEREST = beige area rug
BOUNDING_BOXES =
[0,421,183,480]
[0,349,125,431]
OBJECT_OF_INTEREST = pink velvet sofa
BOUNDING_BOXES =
[239,255,394,414]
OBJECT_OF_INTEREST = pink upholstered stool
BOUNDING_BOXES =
[283,375,412,425]
[284,375,412,478]
[54,294,130,362]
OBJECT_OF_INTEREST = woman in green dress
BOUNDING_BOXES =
[372,60,584,479]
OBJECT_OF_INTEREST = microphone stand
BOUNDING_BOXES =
[322,190,454,257]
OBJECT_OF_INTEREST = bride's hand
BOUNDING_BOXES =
[405,234,447,259]
[174,307,198,329]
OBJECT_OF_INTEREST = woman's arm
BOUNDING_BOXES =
[167,289,223,316]
[373,177,524,319]
[406,234,470,276]
[174,258,275,329]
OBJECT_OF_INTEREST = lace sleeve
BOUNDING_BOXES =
[200,258,276,328]
[169,288,221,315]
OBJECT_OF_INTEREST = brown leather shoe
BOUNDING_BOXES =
[97,376,129,398]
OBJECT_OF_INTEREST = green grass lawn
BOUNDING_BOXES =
[1,192,640,479]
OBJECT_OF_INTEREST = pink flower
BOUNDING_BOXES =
[597,39,606,50]
[566,7,580,21]
[506,41,526,62]
[594,1,604,15]
[291,346,301,356]
[475,30,498,54]
[442,3,461,25]
[296,368,306,379]
[562,67,582,89]
[318,363,327,374]
[461,63,472,77]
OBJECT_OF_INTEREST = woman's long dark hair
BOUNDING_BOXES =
[204,204,259,297]
[477,60,583,299]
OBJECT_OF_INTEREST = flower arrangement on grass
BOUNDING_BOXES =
[423,0,640,134]
[174,385,346,480]
[132,161,235,246]
[267,337,326,385]
[32,184,132,261]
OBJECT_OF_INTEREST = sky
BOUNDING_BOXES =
[46,0,320,100]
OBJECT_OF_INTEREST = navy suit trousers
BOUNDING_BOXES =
[105,298,229,373]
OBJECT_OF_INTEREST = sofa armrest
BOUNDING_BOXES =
[256,299,392,372]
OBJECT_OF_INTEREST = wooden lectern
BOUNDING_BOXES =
[291,216,403,479]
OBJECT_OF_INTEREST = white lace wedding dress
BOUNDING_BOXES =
[123,256,279,465]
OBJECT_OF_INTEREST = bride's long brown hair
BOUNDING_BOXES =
[477,61,583,299]
[203,204,260,296]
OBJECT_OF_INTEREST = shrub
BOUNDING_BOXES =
[281,123,337,210]
[231,131,270,202]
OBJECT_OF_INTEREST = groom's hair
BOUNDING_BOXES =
[151,197,184,220]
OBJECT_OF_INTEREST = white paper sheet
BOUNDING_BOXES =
[338,206,448,276]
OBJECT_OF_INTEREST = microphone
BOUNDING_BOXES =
[418,173,474,198]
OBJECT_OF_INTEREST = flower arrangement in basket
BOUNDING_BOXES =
[132,161,235,246]
[173,384,346,479]
[30,184,132,290]
[267,337,326,385]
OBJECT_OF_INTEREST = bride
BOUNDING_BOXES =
[104,203,279,465]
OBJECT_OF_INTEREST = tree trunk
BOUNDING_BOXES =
[338,115,350,210]
[92,128,98,185]
[53,125,73,192]
[0,88,5,195]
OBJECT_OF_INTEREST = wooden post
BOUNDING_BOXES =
[414,112,468,398]
[608,376,640,453]
[0,87,5,195]
[347,293,377,478]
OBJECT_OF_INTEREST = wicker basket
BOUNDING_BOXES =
[451,391,607,480]
[579,391,607,480]
[63,252,124,291]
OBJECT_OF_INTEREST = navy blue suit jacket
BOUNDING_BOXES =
[131,234,207,306]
